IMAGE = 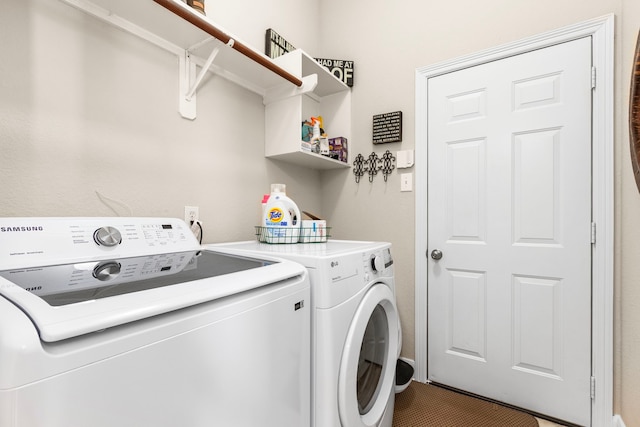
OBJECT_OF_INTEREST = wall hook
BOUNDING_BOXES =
[365,152,381,182]
[353,154,365,183]
[380,150,396,182]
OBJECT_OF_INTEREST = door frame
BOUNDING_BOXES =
[414,15,614,426]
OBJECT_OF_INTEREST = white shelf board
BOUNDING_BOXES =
[273,50,348,98]
[267,151,351,170]
[300,51,348,97]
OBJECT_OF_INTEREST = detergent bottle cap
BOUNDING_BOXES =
[270,183,287,194]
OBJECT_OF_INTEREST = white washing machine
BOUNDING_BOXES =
[210,240,400,427]
[0,218,311,427]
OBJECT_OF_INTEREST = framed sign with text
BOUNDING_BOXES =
[265,29,295,59]
[373,111,402,144]
[315,58,354,87]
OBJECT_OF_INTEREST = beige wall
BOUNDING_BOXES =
[0,0,324,241]
[317,0,638,424]
[2,0,640,424]
[618,0,640,424]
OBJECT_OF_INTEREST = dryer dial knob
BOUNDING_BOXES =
[92,261,121,281]
[371,254,385,272]
[93,226,122,247]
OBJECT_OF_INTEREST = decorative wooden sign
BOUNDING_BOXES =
[373,111,402,144]
[265,29,295,59]
[631,30,640,193]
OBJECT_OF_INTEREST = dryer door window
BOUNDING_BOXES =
[338,282,398,427]
[357,304,388,414]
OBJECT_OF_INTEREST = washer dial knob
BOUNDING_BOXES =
[371,254,385,272]
[92,261,121,281]
[93,226,122,247]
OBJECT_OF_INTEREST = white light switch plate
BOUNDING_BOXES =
[401,173,413,192]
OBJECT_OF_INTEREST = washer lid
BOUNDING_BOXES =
[0,249,305,342]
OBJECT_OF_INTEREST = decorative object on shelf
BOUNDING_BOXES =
[265,28,295,59]
[186,0,205,14]
[365,152,381,183]
[380,150,396,182]
[329,137,348,163]
[630,30,640,194]
[315,58,354,87]
[373,111,403,144]
[265,50,351,170]
[353,154,365,183]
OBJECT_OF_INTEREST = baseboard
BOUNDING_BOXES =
[613,414,626,427]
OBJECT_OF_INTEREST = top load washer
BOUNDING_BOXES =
[0,217,310,427]
[209,240,400,427]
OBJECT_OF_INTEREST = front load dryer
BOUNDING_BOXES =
[209,240,399,427]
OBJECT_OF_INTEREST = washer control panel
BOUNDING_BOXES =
[93,226,123,247]
[0,217,199,269]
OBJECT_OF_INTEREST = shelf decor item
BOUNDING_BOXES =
[186,0,205,15]
[265,28,295,59]
[315,58,354,87]
[630,30,640,193]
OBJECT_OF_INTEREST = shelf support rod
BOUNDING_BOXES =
[153,0,303,87]
[185,38,234,101]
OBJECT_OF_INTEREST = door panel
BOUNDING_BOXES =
[446,269,487,360]
[427,37,592,426]
[446,139,486,242]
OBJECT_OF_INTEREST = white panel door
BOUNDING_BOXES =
[427,37,592,426]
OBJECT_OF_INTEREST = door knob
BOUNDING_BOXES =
[430,249,443,260]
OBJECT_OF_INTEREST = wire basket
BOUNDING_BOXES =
[255,226,331,244]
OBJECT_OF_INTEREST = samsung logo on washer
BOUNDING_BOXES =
[0,226,44,232]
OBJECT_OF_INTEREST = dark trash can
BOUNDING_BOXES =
[395,357,414,393]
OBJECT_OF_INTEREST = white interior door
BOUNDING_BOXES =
[427,37,592,426]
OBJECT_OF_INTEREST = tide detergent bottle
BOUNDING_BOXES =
[263,184,301,243]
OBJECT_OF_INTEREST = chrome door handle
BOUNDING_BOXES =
[430,249,443,260]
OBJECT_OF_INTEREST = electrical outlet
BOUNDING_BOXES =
[184,206,199,224]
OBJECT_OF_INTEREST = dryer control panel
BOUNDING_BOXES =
[363,248,394,281]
